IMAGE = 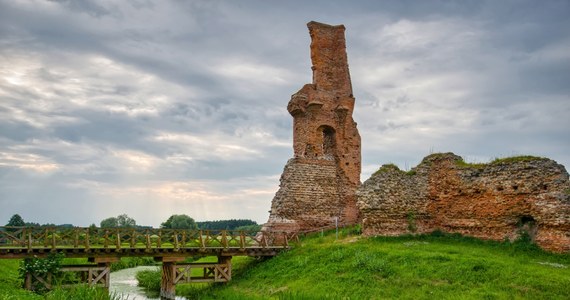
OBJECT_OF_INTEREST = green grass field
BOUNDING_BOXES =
[175,229,570,299]
[0,257,152,300]
[1,229,569,299]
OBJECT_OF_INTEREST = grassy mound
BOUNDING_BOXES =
[176,229,569,299]
[1,229,568,299]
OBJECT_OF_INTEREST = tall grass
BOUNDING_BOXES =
[0,284,127,300]
[135,269,161,291]
[43,285,127,300]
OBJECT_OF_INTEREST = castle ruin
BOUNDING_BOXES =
[263,21,361,232]
[357,153,570,252]
[262,22,569,252]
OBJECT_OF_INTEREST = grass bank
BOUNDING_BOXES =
[0,257,155,300]
[173,229,569,299]
[2,230,568,299]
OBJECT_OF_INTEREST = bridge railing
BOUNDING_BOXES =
[0,227,298,251]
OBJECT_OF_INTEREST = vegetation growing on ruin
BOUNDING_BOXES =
[373,154,549,176]
[373,164,416,176]
[455,155,546,169]
[490,155,546,165]
[373,163,400,175]
[455,159,487,169]
[406,212,417,233]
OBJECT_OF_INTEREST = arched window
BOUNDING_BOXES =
[319,126,336,158]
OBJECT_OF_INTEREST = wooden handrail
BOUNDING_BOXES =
[0,226,295,251]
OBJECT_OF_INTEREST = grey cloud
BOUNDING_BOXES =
[49,0,112,18]
[1,0,569,226]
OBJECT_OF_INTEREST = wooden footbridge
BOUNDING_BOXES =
[0,226,298,299]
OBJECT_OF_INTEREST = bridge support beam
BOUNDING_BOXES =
[88,257,118,289]
[158,257,185,300]
[217,255,232,282]
[161,262,175,300]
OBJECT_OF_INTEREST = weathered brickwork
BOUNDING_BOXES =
[261,22,568,252]
[263,21,361,232]
[357,153,570,252]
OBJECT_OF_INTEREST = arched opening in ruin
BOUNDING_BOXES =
[318,125,336,159]
[517,215,537,242]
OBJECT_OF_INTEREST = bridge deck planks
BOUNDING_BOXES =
[0,226,296,259]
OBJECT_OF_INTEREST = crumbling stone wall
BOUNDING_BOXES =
[263,21,361,232]
[357,153,570,252]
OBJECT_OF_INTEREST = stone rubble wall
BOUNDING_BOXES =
[357,153,570,252]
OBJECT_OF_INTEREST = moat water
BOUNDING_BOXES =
[110,266,186,300]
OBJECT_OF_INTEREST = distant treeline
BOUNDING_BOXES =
[3,213,260,231]
[197,219,260,231]
[23,223,74,228]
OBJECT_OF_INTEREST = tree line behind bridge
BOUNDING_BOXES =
[4,213,261,231]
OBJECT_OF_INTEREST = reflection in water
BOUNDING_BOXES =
[110,266,186,300]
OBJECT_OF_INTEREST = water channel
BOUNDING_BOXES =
[109,266,186,300]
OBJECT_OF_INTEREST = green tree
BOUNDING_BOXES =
[6,214,25,227]
[100,214,137,228]
[100,217,118,228]
[117,214,136,227]
[161,214,198,229]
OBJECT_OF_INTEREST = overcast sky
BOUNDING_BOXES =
[1,0,569,227]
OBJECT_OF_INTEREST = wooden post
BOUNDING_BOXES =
[131,229,136,248]
[160,261,176,300]
[51,229,56,249]
[104,230,109,249]
[222,231,228,248]
[74,229,79,248]
[217,256,232,282]
[44,228,49,248]
[199,230,205,249]
[85,230,90,251]
[88,257,118,290]
[240,231,246,249]
[97,263,111,289]
[27,229,32,252]
[116,232,121,250]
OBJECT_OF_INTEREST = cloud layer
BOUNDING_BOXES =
[1,0,569,226]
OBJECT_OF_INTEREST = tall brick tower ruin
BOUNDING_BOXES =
[263,21,361,233]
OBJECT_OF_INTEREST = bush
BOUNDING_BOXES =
[135,269,161,292]
[19,253,65,294]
